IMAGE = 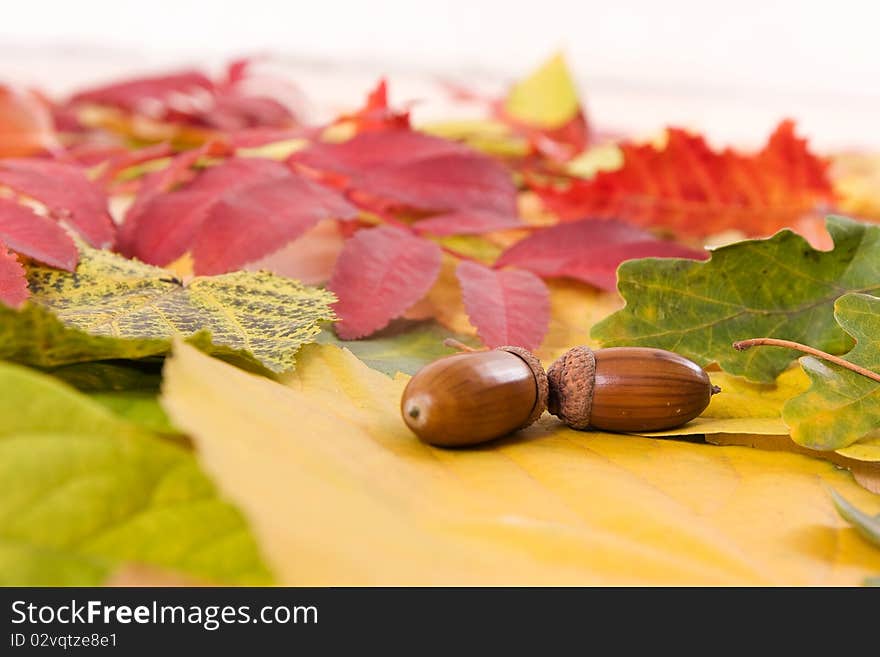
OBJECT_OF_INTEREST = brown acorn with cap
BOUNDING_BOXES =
[401,343,719,447]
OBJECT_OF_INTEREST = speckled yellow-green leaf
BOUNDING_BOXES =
[0,360,272,586]
[592,216,880,383]
[3,247,335,373]
[505,52,580,129]
[783,293,880,454]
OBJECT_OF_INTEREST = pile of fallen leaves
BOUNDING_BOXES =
[1,54,879,586]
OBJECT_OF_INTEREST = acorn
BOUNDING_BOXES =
[400,346,548,447]
[401,344,718,447]
[547,346,719,433]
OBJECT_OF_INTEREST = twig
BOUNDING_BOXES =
[733,337,880,384]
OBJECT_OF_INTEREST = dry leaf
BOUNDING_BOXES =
[161,341,880,585]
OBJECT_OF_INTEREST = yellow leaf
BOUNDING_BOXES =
[632,368,809,438]
[631,367,880,463]
[162,341,880,585]
[418,120,529,158]
[832,152,880,220]
[565,143,624,179]
[837,432,880,462]
[505,53,580,129]
[236,138,308,161]
[403,254,475,336]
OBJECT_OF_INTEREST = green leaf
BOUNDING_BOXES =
[0,360,272,586]
[46,360,163,392]
[783,293,880,451]
[504,52,580,129]
[316,320,478,376]
[89,391,179,435]
[592,216,880,383]
[4,247,335,373]
[830,488,880,548]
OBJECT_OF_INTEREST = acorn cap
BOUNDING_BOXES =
[497,345,549,428]
[547,346,595,430]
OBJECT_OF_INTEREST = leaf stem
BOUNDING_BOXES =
[733,337,880,384]
[443,338,478,352]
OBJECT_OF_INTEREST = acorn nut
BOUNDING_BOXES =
[401,345,719,447]
[548,346,718,433]
[401,346,548,447]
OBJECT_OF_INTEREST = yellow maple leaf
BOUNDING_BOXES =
[161,341,880,585]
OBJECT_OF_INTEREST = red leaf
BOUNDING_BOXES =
[329,226,442,339]
[96,143,175,185]
[195,95,294,131]
[121,190,218,264]
[120,139,231,225]
[0,159,114,248]
[293,130,517,215]
[0,198,78,270]
[456,260,550,350]
[501,109,590,162]
[69,71,214,112]
[532,121,833,237]
[67,66,297,132]
[0,241,28,308]
[337,80,410,132]
[294,130,467,173]
[120,155,286,264]
[359,153,518,215]
[120,152,355,271]
[0,85,58,157]
[192,176,358,275]
[495,218,707,291]
[413,210,521,236]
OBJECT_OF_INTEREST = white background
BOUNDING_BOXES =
[2,0,879,148]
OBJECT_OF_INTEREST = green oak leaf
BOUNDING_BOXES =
[592,216,880,383]
[783,293,880,452]
[2,247,335,373]
[317,319,478,376]
[0,360,272,586]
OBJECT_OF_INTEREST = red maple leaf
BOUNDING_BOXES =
[531,121,833,237]
[456,261,550,350]
[0,240,28,308]
[495,218,707,291]
[329,225,442,339]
